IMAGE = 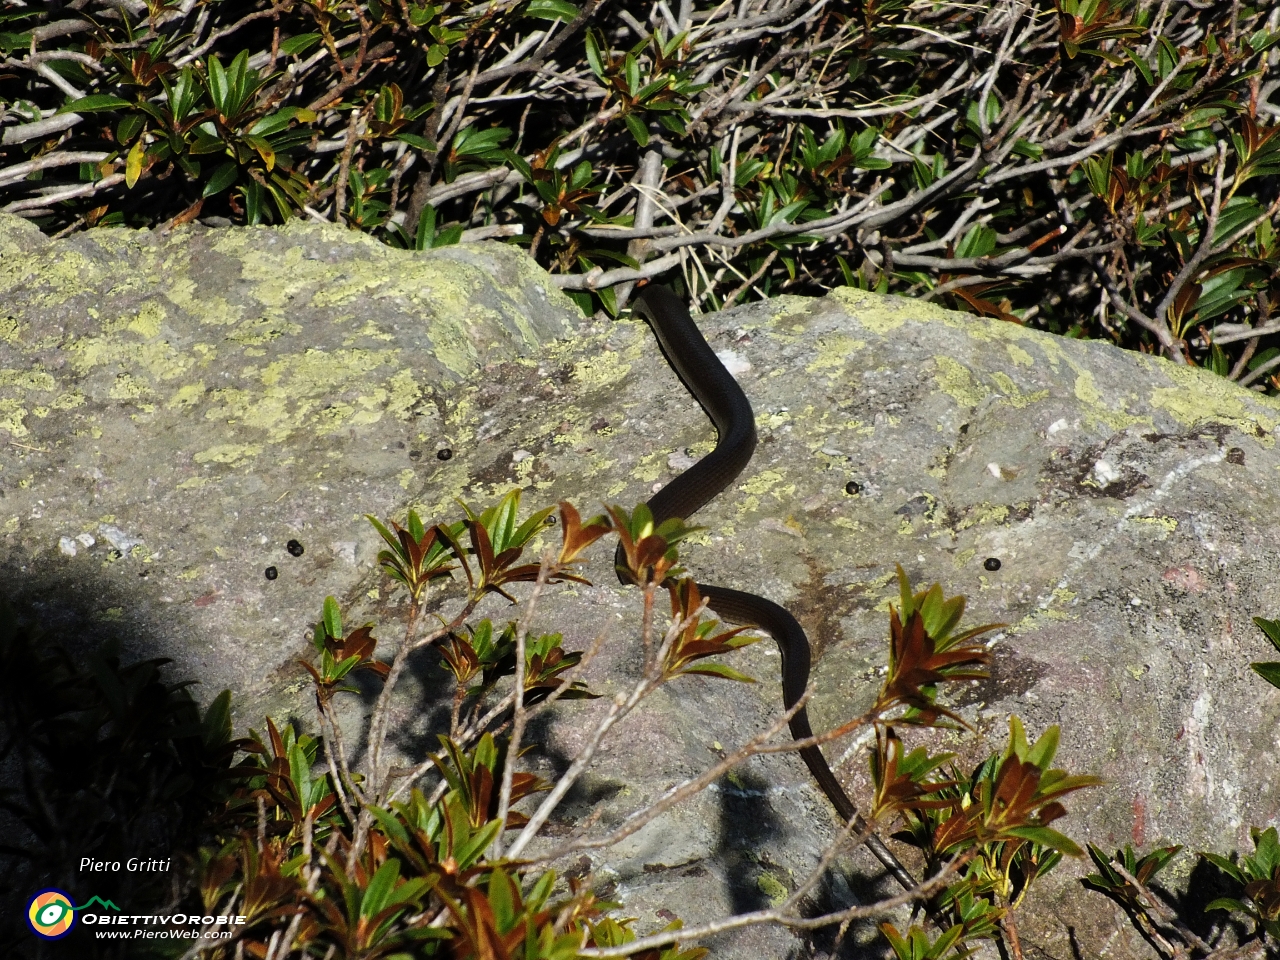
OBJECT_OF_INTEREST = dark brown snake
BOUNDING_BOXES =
[615,284,916,892]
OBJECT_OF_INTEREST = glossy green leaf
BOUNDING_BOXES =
[624,113,649,147]
[279,33,322,56]
[202,162,238,198]
[396,133,437,151]
[525,0,579,21]
[59,94,131,114]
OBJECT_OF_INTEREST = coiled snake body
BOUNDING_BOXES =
[616,284,915,892]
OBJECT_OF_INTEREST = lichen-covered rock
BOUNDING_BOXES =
[3,215,1278,958]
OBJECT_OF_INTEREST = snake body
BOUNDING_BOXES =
[618,284,915,891]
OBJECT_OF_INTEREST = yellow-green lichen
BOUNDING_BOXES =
[734,469,797,515]
[193,443,263,466]
[0,316,27,343]
[0,368,56,393]
[756,872,789,905]
[1151,362,1280,445]
[954,503,1010,531]
[572,347,631,390]
[1005,343,1034,367]
[805,333,866,375]
[0,398,29,436]
[755,410,791,431]
[385,369,425,422]
[989,372,1049,408]
[933,356,989,408]
[1070,370,1151,431]
[1129,515,1178,535]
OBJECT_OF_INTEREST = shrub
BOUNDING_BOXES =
[2,490,1112,958]
[1,1,1277,380]
[12,490,1280,957]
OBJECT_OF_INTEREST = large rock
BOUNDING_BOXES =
[3,213,1278,958]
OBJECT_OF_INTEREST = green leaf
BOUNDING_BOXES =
[454,818,503,868]
[125,138,146,188]
[954,222,997,259]
[59,94,131,114]
[1003,825,1084,856]
[280,33,323,57]
[836,254,857,287]
[678,662,757,683]
[1157,36,1179,79]
[416,203,438,251]
[435,224,463,247]
[1026,724,1060,770]
[1253,616,1280,653]
[624,113,649,147]
[1009,137,1042,159]
[1251,826,1280,877]
[288,739,315,806]
[396,133,437,151]
[248,106,317,137]
[1201,851,1245,882]
[1213,196,1263,245]
[202,689,234,749]
[1127,48,1154,85]
[202,162,239,198]
[1194,268,1249,321]
[362,858,402,918]
[323,595,343,640]
[502,149,535,183]
[624,54,640,97]
[525,0,579,21]
[488,869,515,930]
[1248,347,1280,371]
[453,124,511,158]
[584,29,606,79]
[116,113,145,145]
[1249,30,1280,54]
[207,54,230,114]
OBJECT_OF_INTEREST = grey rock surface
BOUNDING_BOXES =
[3,213,1280,958]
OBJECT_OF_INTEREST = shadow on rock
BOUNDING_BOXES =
[0,576,231,959]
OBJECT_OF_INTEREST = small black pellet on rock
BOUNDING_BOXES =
[265,566,279,580]
[287,539,304,557]
[437,448,453,461]
[984,557,1001,571]
[845,481,861,495]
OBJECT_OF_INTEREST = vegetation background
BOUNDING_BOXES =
[2,1,1280,958]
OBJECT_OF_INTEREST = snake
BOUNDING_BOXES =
[615,283,917,893]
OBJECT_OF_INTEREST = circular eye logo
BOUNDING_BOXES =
[27,889,76,939]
